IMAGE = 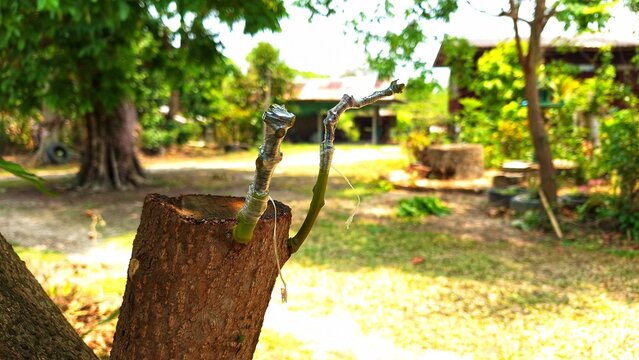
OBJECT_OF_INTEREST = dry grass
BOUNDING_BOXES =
[6,144,639,359]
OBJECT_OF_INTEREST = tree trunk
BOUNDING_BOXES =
[166,89,181,121]
[426,144,484,180]
[111,194,292,360]
[0,233,97,359]
[76,100,145,190]
[30,107,65,166]
[523,67,558,205]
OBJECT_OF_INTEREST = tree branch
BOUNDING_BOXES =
[288,80,405,254]
[498,0,532,26]
[541,1,559,30]
[233,105,295,243]
[465,0,501,17]
[507,0,527,68]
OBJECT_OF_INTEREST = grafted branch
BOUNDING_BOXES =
[288,80,405,254]
[233,105,295,243]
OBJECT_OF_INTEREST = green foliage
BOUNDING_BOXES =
[555,1,614,31]
[405,131,431,156]
[0,112,34,153]
[394,75,448,160]
[512,210,546,232]
[0,156,50,194]
[336,112,360,142]
[440,36,476,89]
[354,0,618,79]
[193,42,296,145]
[398,196,451,218]
[246,42,295,105]
[394,75,447,135]
[599,110,639,192]
[451,41,532,167]
[139,110,202,153]
[140,128,172,153]
[598,109,639,240]
[0,0,290,150]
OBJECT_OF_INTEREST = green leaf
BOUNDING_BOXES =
[398,196,451,218]
[0,157,52,194]
[117,2,130,21]
[81,307,120,338]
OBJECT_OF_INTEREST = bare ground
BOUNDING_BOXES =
[0,146,612,359]
[0,145,541,253]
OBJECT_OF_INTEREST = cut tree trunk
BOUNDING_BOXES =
[426,144,484,180]
[76,100,145,190]
[111,194,292,360]
[0,233,97,359]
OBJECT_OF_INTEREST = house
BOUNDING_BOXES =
[285,75,401,144]
[433,34,639,115]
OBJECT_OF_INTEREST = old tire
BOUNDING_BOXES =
[510,193,542,214]
[559,194,588,209]
[46,143,70,164]
[488,187,526,207]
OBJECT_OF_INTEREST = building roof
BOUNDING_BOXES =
[288,75,401,104]
[433,34,639,67]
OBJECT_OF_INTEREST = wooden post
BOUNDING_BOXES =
[111,194,292,360]
[372,106,379,145]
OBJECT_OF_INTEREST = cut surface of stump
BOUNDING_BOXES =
[426,144,484,180]
[111,194,292,360]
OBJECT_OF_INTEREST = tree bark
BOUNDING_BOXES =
[507,0,558,206]
[30,107,65,166]
[76,100,145,190]
[111,194,292,360]
[521,1,558,206]
[523,66,558,205]
[166,89,182,122]
[0,233,97,359]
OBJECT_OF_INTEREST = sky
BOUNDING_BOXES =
[213,1,639,86]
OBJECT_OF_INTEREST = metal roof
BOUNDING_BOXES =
[433,34,639,67]
[288,75,400,104]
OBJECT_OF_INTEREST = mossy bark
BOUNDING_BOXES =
[111,194,292,360]
[0,233,97,360]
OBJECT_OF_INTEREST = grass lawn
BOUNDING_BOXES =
[274,213,639,359]
[6,144,639,359]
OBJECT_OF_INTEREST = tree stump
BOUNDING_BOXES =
[426,144,484,180]
[111,194,292,360]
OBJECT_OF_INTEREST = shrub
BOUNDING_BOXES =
[174,122,201,146]
[398,196,451,218]
[512,210,546,231]
[140,128,172,153]
[595,109,639,240]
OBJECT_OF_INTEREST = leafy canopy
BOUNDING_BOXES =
[0,0,289,118]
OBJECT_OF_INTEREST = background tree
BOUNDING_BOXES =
[246,42,296,110]
[0,1,287,190]
[341,0,623,205]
